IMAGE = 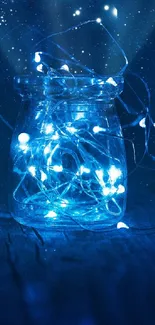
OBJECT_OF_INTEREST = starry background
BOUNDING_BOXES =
[1,1,155,324]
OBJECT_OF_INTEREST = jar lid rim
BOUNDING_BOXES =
[14,74,124,99]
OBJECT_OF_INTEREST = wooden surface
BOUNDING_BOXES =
[0,214,155,325]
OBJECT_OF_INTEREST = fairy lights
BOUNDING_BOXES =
[11,77,127,229]
[10,19,128,230]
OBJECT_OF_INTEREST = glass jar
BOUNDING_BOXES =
[9,74,127,230]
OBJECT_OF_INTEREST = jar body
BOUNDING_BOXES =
[9,98,127,230]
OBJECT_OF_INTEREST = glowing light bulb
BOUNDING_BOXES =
[139,118,146,128]
[108,166,122,184]
[52,131,59,140]
[18,133,30,143]
[106,77,117,87]
[36,64,43,72]
[112,7,118,17]
[111,186,117,194]
[103,187,110,196]
[40,170,47,182]
[28,166,36,177]
[75,112,85,120]
[103,186,117,196]
[77,165,90,175]
[44,123,54,134]
[73,9,81,16]
[96,18,102,23]
[117,222,129,229]
[80,166,90,174]
[52,165,63,172]
[104,5,110,11]
[93,126,106,133]
[34,52,42,63]
[44,144,51,155]
[44,211,57,219]
[117,184,125,194]
[75,10,80,15]
[60,64,70,72]
[93,126,100,133]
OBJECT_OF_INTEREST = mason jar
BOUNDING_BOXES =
[9,74,127,230]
